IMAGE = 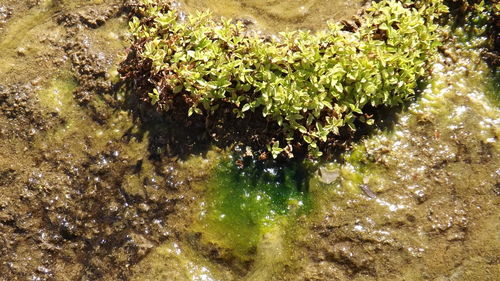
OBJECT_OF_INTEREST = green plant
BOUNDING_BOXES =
[121,0,447,158]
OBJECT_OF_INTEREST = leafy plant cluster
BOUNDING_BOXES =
[122,0,447,158]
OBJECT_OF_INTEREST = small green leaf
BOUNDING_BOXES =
[241,103,251,112]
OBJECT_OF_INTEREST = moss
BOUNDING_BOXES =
[120,0,448,158]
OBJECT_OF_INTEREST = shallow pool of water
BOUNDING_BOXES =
[176,0,366,33]
[0,0,498,280]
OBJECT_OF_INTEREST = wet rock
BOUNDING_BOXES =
[325,242,373,274]
[446,229,465,241]
[15,47,26,56]
[56,5,119,28]
[0,5,13,28]
[62,37,115,123]
[0,168,17,186]
[413,188,428,204]
[318,166,340,184]
[78,8,111,28]
[232,17,256,27]
[360,184,377,199]
[0,1,194,279]
[190,233,253,276]
[0,85,33,119]
[0,84,61,140]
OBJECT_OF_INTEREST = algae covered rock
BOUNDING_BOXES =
[120,0,448,158]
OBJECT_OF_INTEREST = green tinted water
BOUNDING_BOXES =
[177,0,366,33]
[194,157,311,261]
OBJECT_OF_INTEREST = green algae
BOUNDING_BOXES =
[36,73,117,152]
[0,0,53,47]
[194,157,311,261]
[38,72,78,116]
[130,241,223,281]
[127,154,313,280]
[177,0,366,33]
[0,0,55,77]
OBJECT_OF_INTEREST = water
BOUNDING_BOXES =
[176,0,366,33]
[0,0,498,280]
[193,157,310,261]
